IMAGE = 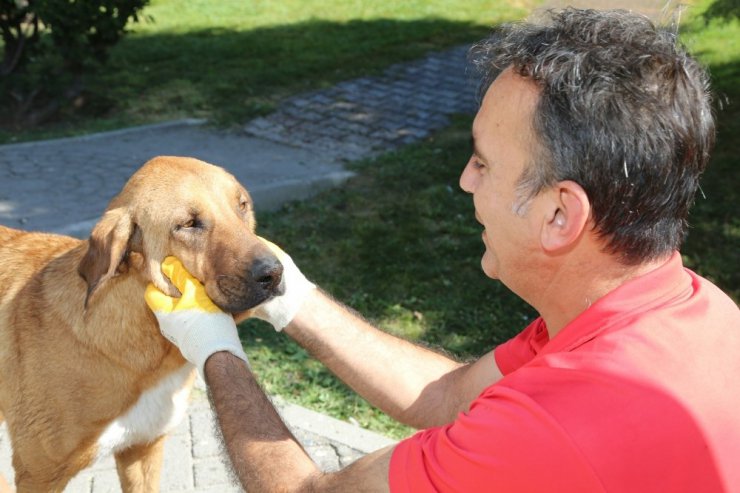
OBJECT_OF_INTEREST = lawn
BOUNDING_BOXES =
[0,0,531,143]
[241,0,740,439]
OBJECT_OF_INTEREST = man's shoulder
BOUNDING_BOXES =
[686,268,740,320]
[470,365,728,491]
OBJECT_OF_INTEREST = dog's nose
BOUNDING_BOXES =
[251,256,283,293]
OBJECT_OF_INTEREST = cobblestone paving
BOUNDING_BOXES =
[244,45,478,161]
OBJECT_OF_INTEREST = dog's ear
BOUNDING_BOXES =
[78,207,136,308]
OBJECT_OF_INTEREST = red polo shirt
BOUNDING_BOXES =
[389,253,740,492]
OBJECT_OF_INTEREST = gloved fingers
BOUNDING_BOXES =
[160,256,221,313]
[145,283,177,312]
[161,257,204,292]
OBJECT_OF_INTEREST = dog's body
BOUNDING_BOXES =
[0,156,282,492]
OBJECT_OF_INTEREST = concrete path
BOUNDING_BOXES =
[0,1,673,490]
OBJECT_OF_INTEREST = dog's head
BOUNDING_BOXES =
[78,156,283,313]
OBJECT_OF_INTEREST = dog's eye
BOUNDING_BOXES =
[238,199,250,213]
[176,218,201,231]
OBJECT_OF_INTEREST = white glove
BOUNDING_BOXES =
[253,237,316,331]
[145,256,249,379]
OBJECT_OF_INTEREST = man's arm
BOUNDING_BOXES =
[205,351,392,493]
[283,289,503,429]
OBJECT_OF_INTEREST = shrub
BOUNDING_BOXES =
[0,0,150,126]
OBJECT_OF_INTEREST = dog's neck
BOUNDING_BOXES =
[56,244,181,372]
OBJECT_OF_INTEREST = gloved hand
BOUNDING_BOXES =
[145,256,249,378]
[253,237,316,331]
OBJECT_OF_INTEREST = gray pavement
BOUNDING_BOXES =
[0,44,477,492]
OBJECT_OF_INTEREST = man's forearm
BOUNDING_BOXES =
[284,289,499,429]
[204,351,392,493]
[204,352,320,492]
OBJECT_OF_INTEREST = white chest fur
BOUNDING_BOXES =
[96,364,194,459]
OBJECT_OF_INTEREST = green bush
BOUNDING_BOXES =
[0,0,150,126]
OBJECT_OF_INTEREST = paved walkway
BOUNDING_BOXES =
[0,2,671,490]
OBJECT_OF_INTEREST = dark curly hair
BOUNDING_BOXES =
[470,8,716,264]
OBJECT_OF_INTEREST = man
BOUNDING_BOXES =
[146,8,740,493]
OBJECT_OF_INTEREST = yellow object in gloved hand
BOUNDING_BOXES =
[145,256,248,378]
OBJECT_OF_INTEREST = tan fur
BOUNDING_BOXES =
[0,156,280,492]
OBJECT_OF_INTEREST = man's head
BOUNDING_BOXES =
[467,8,715,266]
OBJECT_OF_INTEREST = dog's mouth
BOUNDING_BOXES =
[211,272,283,314]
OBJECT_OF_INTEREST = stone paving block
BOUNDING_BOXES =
[65,473,94,493]
[244,117,273,131]
[161,429,194,491]
[304,444,341,472]
[88,468,122,493]
[193,457,236,490]
[335,444,365,468]
[190,408,222,460]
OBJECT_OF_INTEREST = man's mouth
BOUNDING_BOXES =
[481,231,488,245]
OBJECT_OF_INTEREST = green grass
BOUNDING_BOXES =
[239,0,740,440]
[679,0,740,301]
[0,0,530,143]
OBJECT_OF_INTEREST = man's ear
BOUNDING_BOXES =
[540,180,591,254]
[78,207,136,308]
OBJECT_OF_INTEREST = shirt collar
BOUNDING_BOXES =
[540,251,692,354]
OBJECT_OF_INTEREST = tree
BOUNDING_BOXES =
[0,0,150,127]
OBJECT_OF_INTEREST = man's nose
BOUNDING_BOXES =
[459,156,479,193]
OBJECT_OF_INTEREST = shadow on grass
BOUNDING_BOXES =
[0,17,491,142]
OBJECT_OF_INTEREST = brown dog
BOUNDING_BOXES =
[0,156,283,492]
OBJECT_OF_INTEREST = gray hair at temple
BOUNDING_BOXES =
[469,8,716,264]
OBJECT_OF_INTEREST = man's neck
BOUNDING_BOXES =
[533,252,671,340]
